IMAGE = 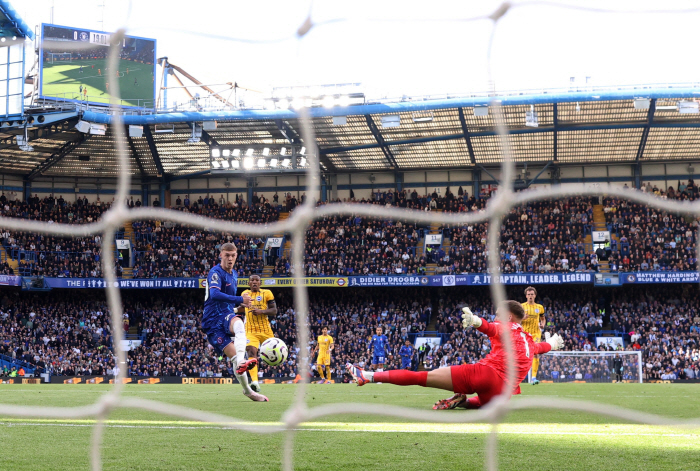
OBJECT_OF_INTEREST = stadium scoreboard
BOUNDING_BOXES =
[39,23,157,109]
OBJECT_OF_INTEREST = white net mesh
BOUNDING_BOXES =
[5,3,700,471]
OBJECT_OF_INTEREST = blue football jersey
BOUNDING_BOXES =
[202,264,240,330]
[399,345,413,359]
[370,334,389,356]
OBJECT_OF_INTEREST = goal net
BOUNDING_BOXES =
[540,351,643,384]
[4,3,700,471]
[47,52,71,64]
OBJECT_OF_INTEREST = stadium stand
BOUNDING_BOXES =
[1,286,697,382]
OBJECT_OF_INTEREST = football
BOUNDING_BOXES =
[259,338,288,367]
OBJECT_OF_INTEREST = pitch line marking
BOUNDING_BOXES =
[0,420,697,437]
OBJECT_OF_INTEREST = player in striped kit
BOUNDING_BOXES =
[521,286,546,385]
[347,301,564,409]
[240,274,277,394]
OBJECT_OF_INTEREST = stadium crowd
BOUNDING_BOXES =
[2,189,699,279]
[0,286,698,384]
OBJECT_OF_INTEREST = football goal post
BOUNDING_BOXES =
[538,350,643,383]
[47,52,72,64]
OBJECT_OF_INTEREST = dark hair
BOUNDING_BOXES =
[524,286,537,296]
[220,242,237,253]
[502,300,526,321]
[249,274,260,281]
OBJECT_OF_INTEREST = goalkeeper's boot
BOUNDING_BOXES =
[531,378,540,385]
[317,379,327,384]
[236,358,258,375]
[243,390,269,402]
[250,381,261,393]
[433,394,467,410]
[346,363,371,386]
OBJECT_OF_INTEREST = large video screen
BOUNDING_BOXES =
[40,24,156,108]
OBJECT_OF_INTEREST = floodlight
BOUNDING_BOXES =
[211,148,221,158]
[246,148,254,156]
[278,99,289,109]
[1,38,5,43]
[257,158,266,168]
[322,96,335,108]
[221,160,230,169]
[338,95,350,107]
[232,149,241,157]
[282,158,291,168]
[262,147,270,156]
[211,161,221,169]
[300,157,307,166]
[243,157,254,169]
[231,160,240,169]
[304,98,313,108]
[291,98,304,109]
[300,146,306,155]
[280,147,287,156]
[222,149,230,157]
[270,158,278,167]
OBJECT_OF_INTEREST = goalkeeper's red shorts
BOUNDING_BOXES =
[450,363,504,407]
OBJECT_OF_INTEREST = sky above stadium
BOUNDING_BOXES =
[18,0,700,105]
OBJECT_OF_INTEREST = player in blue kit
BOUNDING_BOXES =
[399,340,413,369]
[368,326,390,372]
[202,242,268,402]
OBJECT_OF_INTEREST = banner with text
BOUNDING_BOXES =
[622,272,700,284]
[0,275,22,286]
[44,278,204,289]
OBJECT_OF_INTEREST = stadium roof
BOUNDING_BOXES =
[8,86,700,179]
[0,0,34,40]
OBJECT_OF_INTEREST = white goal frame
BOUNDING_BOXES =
[47,52,72,64]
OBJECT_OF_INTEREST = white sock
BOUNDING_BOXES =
[232,320,247,368]
[231,355,252,394]
[364,370,375,382]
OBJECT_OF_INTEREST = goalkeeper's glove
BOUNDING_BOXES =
[544,332,564,350]
[462,307,482,329]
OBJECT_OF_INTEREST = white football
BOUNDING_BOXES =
[259,338,289,366]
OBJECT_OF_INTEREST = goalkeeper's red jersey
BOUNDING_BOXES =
[476,319,551,393]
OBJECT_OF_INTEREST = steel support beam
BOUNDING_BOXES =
[636,98,656,162]
[477,164,499,184]
[143,125,165,177]
[321,121,696,155]
[365,115,398,169]
[457,107,477,165]
[528,161,553,186]
[127,136,146,177]
[27,134,89,181]
[553,103,558,162]
[201,129,219,147]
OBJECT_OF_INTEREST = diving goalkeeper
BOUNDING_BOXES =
[347,301,564,409]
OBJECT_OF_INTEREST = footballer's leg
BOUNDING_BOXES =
[224,317,267,402]
[346,363,453,391]
[246,334,262,393]
[317,363,326,383]
[531,355,540,385]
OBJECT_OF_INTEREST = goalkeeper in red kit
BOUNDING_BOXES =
[347,300,564,409]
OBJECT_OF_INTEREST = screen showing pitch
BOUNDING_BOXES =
[40,24,156,108]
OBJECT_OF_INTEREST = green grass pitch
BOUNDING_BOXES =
[0,383,698,470]
[41,58,155,107]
